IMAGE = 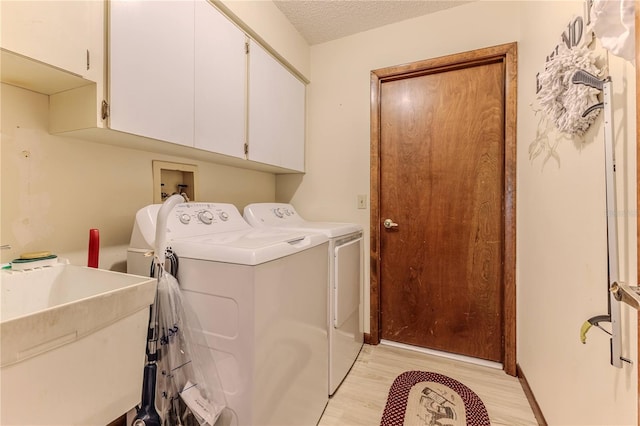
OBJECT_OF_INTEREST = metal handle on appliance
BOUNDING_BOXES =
[611,282,640,310]
[383,219,398,229]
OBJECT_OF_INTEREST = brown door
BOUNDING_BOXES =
[378,58,506,362]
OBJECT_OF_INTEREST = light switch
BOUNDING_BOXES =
[357,194,367,209]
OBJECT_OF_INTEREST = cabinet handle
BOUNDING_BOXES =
[101,100,110,120]
[86,49,90,71]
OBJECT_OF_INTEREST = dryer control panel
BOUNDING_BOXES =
[244,203,305,226]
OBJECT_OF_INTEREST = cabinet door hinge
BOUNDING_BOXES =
[101,100,110,120]
[245,41,249,54]
[86,49,90,71]
[244,143,249,157]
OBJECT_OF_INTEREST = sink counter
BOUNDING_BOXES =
[1,263,156,425]
[1,263,155,366]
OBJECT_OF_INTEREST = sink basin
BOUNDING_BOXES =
[1,262,156,425]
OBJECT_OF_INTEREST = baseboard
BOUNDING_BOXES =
[364,332,373,344]
[106,414,126,426]
[516,363,547,426]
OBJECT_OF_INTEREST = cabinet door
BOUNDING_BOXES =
[194,1,246,159]
[1,0,102,80]
[109,0,194,146]
[248,40,305,172]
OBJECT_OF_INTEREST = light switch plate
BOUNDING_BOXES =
[357,194,367,209]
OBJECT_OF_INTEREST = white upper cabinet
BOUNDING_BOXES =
[12,0,306,173]
[194,1,247,159]
[248,40,305,172]
[0,0,103,83]
[109,0,194,147]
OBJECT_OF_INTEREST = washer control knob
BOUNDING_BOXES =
[198,210,214,224]
[284,209,291,216]
[179,214,191,224]
[274,208,284,218]
[218,211,229,221]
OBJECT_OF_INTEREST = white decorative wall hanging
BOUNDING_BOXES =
[530,44,605,163]
[529,6,606,165]
[537,43,603,136]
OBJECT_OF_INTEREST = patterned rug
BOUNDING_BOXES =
[380,371,491,426]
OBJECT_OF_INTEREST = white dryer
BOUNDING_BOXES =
[243,203,364,395]
[127,202,329,426]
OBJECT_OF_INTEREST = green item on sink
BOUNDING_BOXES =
[11,254,58,264]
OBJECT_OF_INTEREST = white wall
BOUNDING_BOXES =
[518,1,637,424]
[277,0,637,424]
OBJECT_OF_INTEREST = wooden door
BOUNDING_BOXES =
[370,44,518,373]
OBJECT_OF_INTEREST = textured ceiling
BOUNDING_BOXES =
[273,0,473,45]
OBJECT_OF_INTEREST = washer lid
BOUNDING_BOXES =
[170,228,328,265]
[244,203,363,238]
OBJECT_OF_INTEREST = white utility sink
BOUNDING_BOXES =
[1,262,156,425]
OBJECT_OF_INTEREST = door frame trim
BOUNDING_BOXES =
[369,42,518,376]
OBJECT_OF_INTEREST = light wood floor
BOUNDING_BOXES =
[319,343,538,426]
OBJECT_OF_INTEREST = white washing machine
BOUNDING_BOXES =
[127,202,329,426]
[243,203,364,396]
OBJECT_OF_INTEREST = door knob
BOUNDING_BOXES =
[383,219,398,229]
